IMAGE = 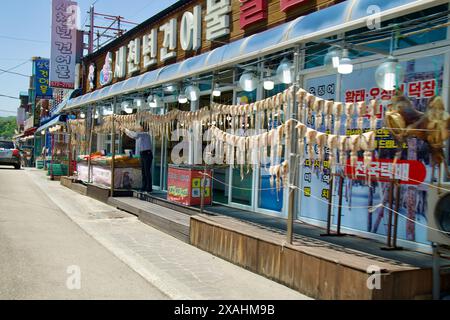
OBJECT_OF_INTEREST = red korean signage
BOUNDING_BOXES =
[240,0,268,29]
[345,158,427,185]
[280,0,306,12]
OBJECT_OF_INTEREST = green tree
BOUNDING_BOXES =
[0,116,17,140]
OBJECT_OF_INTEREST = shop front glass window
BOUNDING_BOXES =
[230,90,257,207]
[211,90,233,204]
[258,83,287,212]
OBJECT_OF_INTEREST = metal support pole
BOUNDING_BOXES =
[433,243,441,300]
[325,174,334,234]
[68,125,73,177]
[336,175,344,235]
[51,132,55,180]
[287,46,301,244]
[87,107,96,184]
[392,180,401,248]
[386,180,395,247]
[111,99,116,196]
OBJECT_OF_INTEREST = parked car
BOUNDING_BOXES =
[0,140,21,169]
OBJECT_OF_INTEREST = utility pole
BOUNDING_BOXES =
[86,5,137,54]
[89,5,94,54]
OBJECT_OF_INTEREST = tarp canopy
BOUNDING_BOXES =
[65,0,444,110]
[36,115,65,134]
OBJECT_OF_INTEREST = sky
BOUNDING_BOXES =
[0,0,178,117]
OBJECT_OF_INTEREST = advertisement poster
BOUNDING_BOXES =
[298,54,444,245]
[300,74,337,222]
[34,59,53,99]
[168,167,212,206]
[76,163,142,189]
[50,0,78,89]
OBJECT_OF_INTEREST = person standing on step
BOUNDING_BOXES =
[124,127,153,193]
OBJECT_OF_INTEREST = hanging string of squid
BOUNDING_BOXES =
[85,86,388,187]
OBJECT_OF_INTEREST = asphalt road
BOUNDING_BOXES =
[0,166,169,299]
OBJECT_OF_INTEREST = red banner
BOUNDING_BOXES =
[345,158,427,185]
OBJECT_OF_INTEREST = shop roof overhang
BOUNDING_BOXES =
[36,115,66,134]
[65,0,447,111]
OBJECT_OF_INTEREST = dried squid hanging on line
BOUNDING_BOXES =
[296,123,307,161]
[327,134,339,173]
[306,128,317,160]
[360,131,377,183]
[369,99,379,131]
[296,88,308,123]
[324,100,334,132]
[333,102,343,136]
[314,98,325,129]
[345,102,355,134]
[348,135,362,178]
[356,101,367,132]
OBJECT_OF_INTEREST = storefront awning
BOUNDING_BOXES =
[36,116,65,134]
[64,0,445,111]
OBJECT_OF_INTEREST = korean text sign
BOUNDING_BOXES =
[34,59,53,99]
[50,0,78,89]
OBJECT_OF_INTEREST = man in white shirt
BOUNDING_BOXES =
[124,128,153,193]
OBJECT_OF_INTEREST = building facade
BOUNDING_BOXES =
[64,0,450,253]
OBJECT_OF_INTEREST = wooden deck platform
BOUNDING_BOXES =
[190,214,450,300]
[108,197,190,243]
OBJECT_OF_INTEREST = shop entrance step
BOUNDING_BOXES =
[108,197,190,243]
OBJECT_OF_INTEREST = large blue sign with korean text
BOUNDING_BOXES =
[34,59,53,99]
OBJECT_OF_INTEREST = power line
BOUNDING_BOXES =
[0,35,49,44]
[0,60,30,77]
[0,94,20,100]
[0,109,16,114]
[0,68,30,78]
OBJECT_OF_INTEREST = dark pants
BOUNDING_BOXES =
[140,150,153,192]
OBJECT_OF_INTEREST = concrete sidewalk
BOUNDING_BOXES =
[27,169,310,300]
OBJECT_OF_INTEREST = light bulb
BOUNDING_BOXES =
[134,98,144,108]
[264,79,275,91]
[80,112,85,119]
[212,83,221,97]
[149,95,162,108]
[276,58,294,84]
[178,94,188,104]
[239,72,257,92]
[324,47,342,71]
[375,56,405,90]
[103,107,113,115]
[124,107,133,114]
[185,85,200,101]
[337,49,353,75]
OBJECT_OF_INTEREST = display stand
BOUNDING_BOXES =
[167,164,212,206]
[321,174,347,237]
[381,179,403,251]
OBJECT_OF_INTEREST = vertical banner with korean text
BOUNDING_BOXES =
[50,0,78,89]
[34,59,53,99]
[300,75,337,223]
